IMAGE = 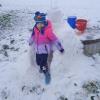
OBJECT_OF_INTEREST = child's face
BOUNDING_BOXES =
[36,23,44,29]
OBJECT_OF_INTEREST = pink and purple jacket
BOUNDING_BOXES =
[29,20,63,54]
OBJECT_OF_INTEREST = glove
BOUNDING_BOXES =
[29,42,32,46]
[60,48,64,53]
[29,37,33,46]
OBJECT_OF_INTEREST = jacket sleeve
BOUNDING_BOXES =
[29,28,34,45]
[29,36,33,45]
[46,29,64,51]
[53,39,64,51]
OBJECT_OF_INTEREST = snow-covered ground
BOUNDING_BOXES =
[0,0,100,100]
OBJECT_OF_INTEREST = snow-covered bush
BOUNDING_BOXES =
[57,95,68,100]
[0,11,18,30]
[0,14,12,29]
[82,81,100,94]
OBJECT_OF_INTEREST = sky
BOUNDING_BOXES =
[0,0,100,19]
[0,0,100,9]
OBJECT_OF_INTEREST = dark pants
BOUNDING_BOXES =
[36,54,48,73]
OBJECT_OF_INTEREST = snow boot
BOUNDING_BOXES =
[44,71,51,84]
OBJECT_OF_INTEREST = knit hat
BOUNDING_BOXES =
[34,11,47,24]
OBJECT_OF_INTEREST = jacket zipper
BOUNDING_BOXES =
[37,32,39,53]
[45,45,48,53]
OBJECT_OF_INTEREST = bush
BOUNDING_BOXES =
[82,81,100,94]
[0,14,12,29]
[58,95,68,100]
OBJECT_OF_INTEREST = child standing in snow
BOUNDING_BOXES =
[29,11,64,76]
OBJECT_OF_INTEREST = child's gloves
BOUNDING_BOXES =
[60,48,64,53]
[57,42,64,53]
[29,37,33,46]
[29,42,32,46]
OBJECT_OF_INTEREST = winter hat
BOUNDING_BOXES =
[34,11,47,24]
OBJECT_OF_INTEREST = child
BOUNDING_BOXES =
[29,11,64,75]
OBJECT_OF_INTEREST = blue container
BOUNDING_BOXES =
[67,16,77,29]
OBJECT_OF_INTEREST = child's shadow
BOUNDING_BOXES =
[29,46,37,68]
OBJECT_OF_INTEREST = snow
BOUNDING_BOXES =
[0,0,100,100]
